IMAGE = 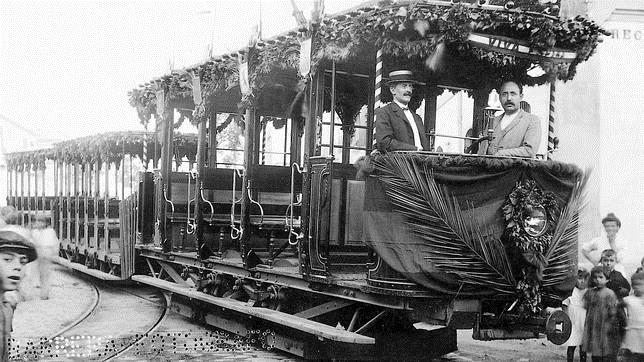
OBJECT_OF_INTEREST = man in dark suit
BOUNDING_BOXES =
[375,70,430,152]
[477,80,541,158]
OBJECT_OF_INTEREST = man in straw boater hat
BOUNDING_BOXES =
[375,70,430,152]
[0,226,37,362]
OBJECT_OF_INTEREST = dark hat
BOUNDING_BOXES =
[386,70,424,85]
[0,226,37,262]
[601,213,621,227]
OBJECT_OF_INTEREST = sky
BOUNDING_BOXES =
[0,0,364,141]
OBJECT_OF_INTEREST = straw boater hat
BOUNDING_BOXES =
[386,70,424,85]
[601,213,621,227]
[0,225,37,263]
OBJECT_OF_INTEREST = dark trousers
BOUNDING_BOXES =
[568,346,587,362]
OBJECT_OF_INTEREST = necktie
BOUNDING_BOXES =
[401,107,423,150]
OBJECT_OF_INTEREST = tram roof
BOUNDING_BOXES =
[128,0,608,125]
[5,131,198,167]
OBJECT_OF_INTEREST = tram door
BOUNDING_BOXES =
[305,64,373,278]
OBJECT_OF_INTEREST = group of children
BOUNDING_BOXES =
[563,249,644,362]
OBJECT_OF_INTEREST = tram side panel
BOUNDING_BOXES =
[137,171,155,244]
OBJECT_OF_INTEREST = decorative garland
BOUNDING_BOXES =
[502,179,558,314]
[128,0,608,127]
[5,132,198,168]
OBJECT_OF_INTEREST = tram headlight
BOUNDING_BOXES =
[522,205,547,237]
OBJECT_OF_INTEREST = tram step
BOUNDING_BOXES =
[56,257,122,281]
[132,275,374,345]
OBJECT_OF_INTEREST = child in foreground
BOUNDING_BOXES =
[582,266,620,362]
[0,226,37,362]
[600,249,630,299]
[619,272,644,361]
[563,268,590,362]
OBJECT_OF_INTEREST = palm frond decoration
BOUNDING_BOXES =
[542,169,591,288]
[376,153,516,294]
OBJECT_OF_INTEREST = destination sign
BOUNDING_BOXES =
[467,33,577,62]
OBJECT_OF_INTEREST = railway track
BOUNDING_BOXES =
[10,267,296,361]
[48,282,169,361]
[12,269,168,361]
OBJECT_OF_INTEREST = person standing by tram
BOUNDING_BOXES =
[582,213,628,274]
[477,80,541,158]
[375,70,431,152]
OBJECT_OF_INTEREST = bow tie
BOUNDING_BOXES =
[401,107,409,111]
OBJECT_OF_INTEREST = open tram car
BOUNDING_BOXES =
[5,1,607,359]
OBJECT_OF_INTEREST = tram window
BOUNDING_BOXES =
[320,106,370,164]
[320,112,343,160]
[434,88,474,154]
[348,105,369,164]
[212,113,244,168]
[320,145,343,161]
[173,110,199,172]
[258,117,291,166]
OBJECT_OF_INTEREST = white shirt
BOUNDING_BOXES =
[622,295,644,353]
[581,235,627,274]
[394,100,423,150]
[499,110,520,130]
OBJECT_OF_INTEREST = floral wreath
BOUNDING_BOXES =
[502,179,558,314]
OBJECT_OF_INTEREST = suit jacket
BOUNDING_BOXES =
[375,102,430,152]
[607,270,631,299]
[477,109,541,158]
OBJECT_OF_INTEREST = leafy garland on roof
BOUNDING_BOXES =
[194,58,239,122]
[3,132,196,167]
[128,1,607,124]
[5,149,54,170]
[314,1,608,83]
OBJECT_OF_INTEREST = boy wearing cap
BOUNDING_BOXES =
[0,226,37,362]
[375,70,430,152]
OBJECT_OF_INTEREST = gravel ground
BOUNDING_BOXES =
[6,265,592,361]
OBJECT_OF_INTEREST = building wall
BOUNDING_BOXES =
[557,0,644,275]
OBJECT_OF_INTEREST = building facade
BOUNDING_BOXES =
[557,0,644,275]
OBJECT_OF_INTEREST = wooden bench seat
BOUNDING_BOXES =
[249,165,302,230]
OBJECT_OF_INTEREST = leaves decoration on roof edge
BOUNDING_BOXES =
[128,1,608,114]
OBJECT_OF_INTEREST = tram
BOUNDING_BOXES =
[4,0,608,359]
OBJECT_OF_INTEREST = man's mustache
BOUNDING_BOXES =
[403,93,412,97]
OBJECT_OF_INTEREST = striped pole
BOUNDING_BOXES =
[374,48,383,108]
[547,81,556,159]
[142,125,148,170]
[261,121,267,165]
[372,48,383,149]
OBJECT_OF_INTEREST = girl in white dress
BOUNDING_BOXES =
[563,268,589,362]
[620,272,644,361]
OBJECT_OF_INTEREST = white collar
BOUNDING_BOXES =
[500,110,521,130]
[393,100,410,110]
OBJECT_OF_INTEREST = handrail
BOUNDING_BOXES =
[185,170,198,234]
[247,180,264,225]
[230,168,244,240]
[162,184,175,216]
[200,181,215,223]
[286,162,303,245]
